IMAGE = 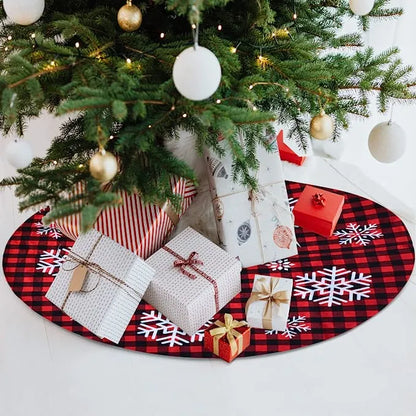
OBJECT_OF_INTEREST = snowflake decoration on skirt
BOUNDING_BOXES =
[35,221,63,240]
[333,223,383,246]
[294,266,372,307]
[265,315,311,339]
[137,310,212,347]
[267,258,295,272]
[36,248,69,276]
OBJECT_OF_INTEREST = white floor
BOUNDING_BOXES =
[1,1,416,415]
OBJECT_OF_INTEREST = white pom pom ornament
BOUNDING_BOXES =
[3,0,45,26]
[5,139,33,169]
[349,0,374,16]
[173,45,222,101]
[368,121,406,163]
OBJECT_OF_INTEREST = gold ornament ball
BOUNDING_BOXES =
[117,1,142,32]
[89,150,118,183]
[310,110,335,140]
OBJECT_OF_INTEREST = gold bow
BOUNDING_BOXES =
[245,277,289,330]
[209,313,248,356]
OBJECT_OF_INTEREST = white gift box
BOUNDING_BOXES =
[245,274,293,331]
[46,229,155,344]
[206,133,298,267]
[144,227,242,335]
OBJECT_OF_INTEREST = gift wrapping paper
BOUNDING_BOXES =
[293,185,345,237]
[46,229,155,344]
[144,227,242,335]
[246,274,293,331]
[204,314,251,363]
[206,133,298,268]
[55,177,197,259]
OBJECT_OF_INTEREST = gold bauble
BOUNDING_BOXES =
[310,110,335,140]
[117,0,142,32]
[89,149,118,183]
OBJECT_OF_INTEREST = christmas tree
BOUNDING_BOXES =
[0,0,414,229]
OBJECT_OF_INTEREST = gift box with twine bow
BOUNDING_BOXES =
[245,275,292,331]
[46,229,155,344]
[144,227,242,336]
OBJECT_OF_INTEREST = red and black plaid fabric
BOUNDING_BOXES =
[2,182,415,359]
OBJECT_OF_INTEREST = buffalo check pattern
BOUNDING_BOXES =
[2,183,415,359]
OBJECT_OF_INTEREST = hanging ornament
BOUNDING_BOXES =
[349,0,375,16]
[117,0,143,32]
[89,149,119,182]
[206,156,228,179]
[173,44,222,101]
[5,139,33,169]
[3,0,44,26]
[368,121,406,163]
[237,220,252,245]
[310,110,334,141]
[272,225,293,249]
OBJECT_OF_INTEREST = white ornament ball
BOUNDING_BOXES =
[349,0,374,16]
[368,121,406,163]
[173,45,222,101]
[5,140,33,169]
[3,0,45,25]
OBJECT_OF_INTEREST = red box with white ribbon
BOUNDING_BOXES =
[292,185,345,237]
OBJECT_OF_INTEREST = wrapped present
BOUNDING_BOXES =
[144,227,242,335]
[206,133,298,268]
[55,177,197,259]
[277,130,307,166]
[203,313,251,363]
[292,185,345,237]
[46,229,155,344]
[245,275,292,331]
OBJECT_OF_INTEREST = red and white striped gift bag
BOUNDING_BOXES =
[55,177,197,259]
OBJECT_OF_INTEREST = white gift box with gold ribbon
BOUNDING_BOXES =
[206,133,298,268]
[46,229,155,344]
[245,274,293,331]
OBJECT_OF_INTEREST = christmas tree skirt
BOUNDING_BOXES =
[3,181,414,359]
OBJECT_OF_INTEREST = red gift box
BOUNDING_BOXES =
[292,185,344,237]
[204,314,251,363]
[55,177,197,259]
[277,130,306,166]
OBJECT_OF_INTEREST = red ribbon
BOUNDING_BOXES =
[162,246,220,310]
[312,192,326,207]
[173,251,203,280]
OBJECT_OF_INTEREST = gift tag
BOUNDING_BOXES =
[68,265,88,292]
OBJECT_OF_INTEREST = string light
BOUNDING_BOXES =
[50,60,56,66]
[148,124,152,128]
[75,42,80,48]
[249,85,254,90]
[216,99,221,104]
[7,35,12,41]
[293,13,297,20]
[126,58,132,64]
[170,105,176,111]
[109,135,114,140]
[230,46,237,54]
[78,164,84,169]
[252,106,258,111]
[217,24,222,31]
[4,47,8,52]
[52,160,58,165]
[160,32,165,39]
[31,33,36,39]
[182,113,187,118]
[191,24,197,29]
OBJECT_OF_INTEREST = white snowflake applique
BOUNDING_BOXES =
[36,248,69,276]
[267,258,295,271]
[137,310,212,347]
[333,223,383,246]
[288,197,298,211]
[265,315,311,339]
[294,266,372,307]
[35,221,63,240]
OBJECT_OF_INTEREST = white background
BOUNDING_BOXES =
[1,1,416,415]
